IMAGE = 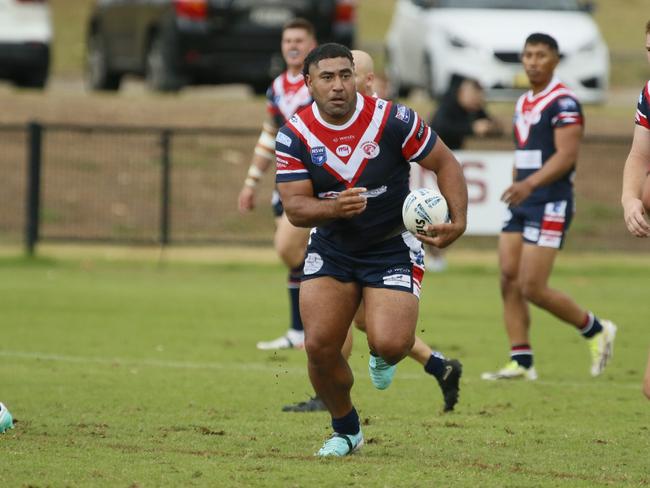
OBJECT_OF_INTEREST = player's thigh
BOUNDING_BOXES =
[362,287,418,348]
[519,243,557,290]
[499,231,523,280]
[353,300,366,332]
[274,213,310,267]
[300,277,361,349]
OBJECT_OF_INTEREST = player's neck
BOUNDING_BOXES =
[287,66,302,78]
[530,75,554,95]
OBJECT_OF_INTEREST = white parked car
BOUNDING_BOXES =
[385,0,609,103]
[0,0,52,88]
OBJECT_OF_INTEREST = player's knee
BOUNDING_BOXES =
[304,337,337,364]
[521,281,546,306]
[499,271,519,294]
[369,337,412,365]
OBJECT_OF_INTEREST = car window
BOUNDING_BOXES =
[435,0,582,10]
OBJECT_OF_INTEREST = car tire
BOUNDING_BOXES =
[15,62,48,89]
[145,30,183,93]
[86,32,122,91]
[251,80,270,95]
[384,47,410,99]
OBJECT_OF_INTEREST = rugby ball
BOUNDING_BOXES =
[402,188,449,236]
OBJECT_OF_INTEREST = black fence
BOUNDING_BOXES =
[0,121,644,254]
[0,122,280,254]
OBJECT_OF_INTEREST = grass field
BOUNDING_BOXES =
[1,249,649,487]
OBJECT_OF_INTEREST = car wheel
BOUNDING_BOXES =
[251,80,270,95]
[384,47,410,99]
[86,32,122,91]
[145,31,183,93]
[15,62,48,89]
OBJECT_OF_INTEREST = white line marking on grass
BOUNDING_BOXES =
[0,350,304,373]
[0,350,641,390]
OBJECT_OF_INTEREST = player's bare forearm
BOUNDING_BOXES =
[503,125,581,206]
[621,126,650,237]
[278,182,367,227]
[416,140,468,247]
[419,140,468,230]
[622,126,650,203]
[525,124,581,189]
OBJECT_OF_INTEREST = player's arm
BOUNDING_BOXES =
[502,124,582,206]
[622,125,650,237]
[277,180,368,228]
[416,138,468,248]
[237,117,278,213]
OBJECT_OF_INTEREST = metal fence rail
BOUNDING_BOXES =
[0,121,643,254]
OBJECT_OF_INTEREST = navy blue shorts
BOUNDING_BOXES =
[502,200,574,249]
[271,190,284,218]
[302,230,426,298]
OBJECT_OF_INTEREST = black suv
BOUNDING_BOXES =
[85,0,356,93]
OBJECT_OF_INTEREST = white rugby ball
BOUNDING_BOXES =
[402,188,449,236]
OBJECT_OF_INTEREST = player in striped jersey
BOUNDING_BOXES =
[621,20,650,399]
[237,19,316,351]
[276,43,467,456]
[282,50,463,415]
[482,33,617,382]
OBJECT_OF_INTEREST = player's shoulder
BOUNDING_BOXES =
[550,81,581,109]
[384,100,422,130]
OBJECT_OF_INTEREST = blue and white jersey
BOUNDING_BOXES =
[513,77,583,206]
[275,93,437,252]
[634,80,650,130]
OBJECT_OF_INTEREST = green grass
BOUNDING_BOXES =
[0,251,649,486]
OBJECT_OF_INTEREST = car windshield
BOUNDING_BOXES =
[437,0,581,10]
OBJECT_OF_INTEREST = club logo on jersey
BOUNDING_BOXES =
[360,141,380,159]
[558,97,577,110]
[336,144,352,157]
[395,104,410,123]
[310,146,327,166]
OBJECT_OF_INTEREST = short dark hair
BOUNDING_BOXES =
[524,33,560,54]
[302,43,354,78]
[283,17,316,39]
[646,20,650,35]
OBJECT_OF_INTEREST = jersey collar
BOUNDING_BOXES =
[526,76,562,102]
[312,92,365,131]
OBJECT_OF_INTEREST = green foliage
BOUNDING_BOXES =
[0,253,648,486]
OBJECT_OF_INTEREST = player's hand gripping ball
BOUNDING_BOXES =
[402,188,449,236]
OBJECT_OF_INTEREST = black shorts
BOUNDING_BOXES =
[271,189,284,218]
[302,230,426,298]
